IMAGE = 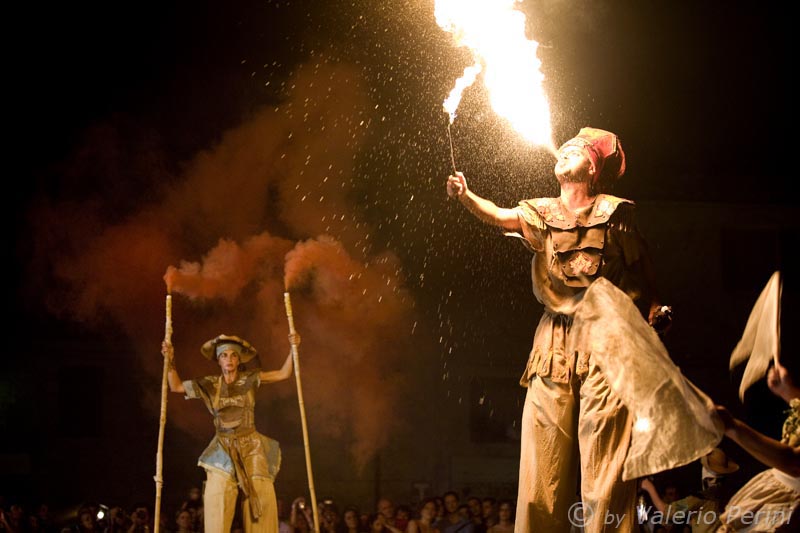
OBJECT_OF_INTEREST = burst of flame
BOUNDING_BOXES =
[435,0,553,147]
[443,62,482,124]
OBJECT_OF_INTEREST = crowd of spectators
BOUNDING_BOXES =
[0,488,515,533]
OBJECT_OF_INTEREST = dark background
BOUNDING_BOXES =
[5,0,798,522]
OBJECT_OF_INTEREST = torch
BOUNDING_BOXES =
[283,291,321,532]
[153,292,172,533]
[446,122,458,175]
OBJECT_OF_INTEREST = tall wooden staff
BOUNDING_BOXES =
[283,291,320,532]
[154,293,172,533]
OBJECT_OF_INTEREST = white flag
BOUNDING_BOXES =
[730,271,782,401]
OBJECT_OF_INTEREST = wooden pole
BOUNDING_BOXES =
[446,121,458,175]
[154,294,172,533]
[775,270,782,367]
[284,291,320,533]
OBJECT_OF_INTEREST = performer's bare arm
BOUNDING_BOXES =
[259,334,300,384]
[716,361,800,477]
[447,172,521,231]
[162,341,186,394]
[716,364,800,477]
[716,405,800,477]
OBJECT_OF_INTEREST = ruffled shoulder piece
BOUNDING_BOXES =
[518,197,568,228]
[519,194,633,229]
[516,199,548,230]
[590,194,634,226]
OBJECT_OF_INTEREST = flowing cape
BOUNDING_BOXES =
[568,277,724,480]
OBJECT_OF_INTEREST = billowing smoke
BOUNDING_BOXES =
[27,60,417,468]
[165,233,294,302]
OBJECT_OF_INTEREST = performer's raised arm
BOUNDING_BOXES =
[767,360,800,404]
[162,340,185,394]
[259,334,299,384]
[715,361,800,477]
[446,172,521,231]
[717,406,800,477]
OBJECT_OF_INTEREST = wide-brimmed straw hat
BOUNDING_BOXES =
[200,334,258,363]
[701,447,739,475]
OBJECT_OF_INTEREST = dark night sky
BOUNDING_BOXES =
[11,0,794,204]
[6,0,799,516]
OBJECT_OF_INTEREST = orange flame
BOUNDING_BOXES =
[436,0,553,148]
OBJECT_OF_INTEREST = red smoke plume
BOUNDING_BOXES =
[165,233,293,301]
[29,62,416,468]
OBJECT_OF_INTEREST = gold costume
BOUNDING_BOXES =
[511,196,721,533]
[184,369,281,533]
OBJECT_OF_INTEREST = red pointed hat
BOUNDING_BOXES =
[559,127,626,185]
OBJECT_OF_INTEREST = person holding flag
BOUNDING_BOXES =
[714,360,799,531]
[712,272,799,531]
